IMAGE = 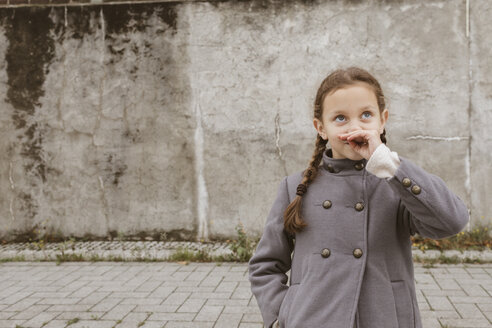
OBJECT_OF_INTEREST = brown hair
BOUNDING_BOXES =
[283,66,388,235]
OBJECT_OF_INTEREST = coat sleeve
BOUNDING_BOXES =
[248,175,294,328]
[385,156,470,239]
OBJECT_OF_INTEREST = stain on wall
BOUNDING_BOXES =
[0,2,195,242]
[3,8,55,183]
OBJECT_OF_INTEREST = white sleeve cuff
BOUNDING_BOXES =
[366,143,401,179]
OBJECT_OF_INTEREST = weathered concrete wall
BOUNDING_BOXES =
[0,0,490,242]
[470,0,492,230]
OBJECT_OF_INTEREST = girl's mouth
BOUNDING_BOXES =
[344,141,366,146]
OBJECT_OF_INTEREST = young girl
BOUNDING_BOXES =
[248,66,470,328]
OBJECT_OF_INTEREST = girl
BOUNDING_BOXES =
[248,66,469,328]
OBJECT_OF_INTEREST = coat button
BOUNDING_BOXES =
[411,185,421,194]
[327,164,335,173]
[354,202,364,211]
[354,162,364,170]
[322,200,332,209]
[353,248,363,258]
[402,177,412,187]
[321,248,331,258]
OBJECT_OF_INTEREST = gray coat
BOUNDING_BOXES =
[248,148,470,328]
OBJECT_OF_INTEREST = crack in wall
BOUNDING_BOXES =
[465,0,472,231]
[194,98,208,241]
[274,90,287,176]
[98,175,110,233]
[55,12,68,132]
[405,135,469,141]
[274,110,282,158]
[97,9,111,235]
[186,3,208,241]
[94,7,106,145]
[9,161,16,222]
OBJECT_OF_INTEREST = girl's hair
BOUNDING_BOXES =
[283,66,388,235]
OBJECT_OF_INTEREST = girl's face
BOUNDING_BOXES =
[313,82,388,160]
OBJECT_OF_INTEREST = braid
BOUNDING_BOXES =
[283,134,328,234]
[380,128,387,144]
[303,134,327,184]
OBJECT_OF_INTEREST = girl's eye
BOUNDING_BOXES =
[334,112,372,122]
[334,115,345,122]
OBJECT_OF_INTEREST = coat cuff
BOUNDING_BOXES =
[366,143,401,179]
[386,156,470,238]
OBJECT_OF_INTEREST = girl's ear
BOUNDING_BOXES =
[379,108,389,134]
[313,118,327,140]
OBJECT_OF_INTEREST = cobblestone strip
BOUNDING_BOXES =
[1,242,492,262]
[0,242,234,262]
[0,263,490,328]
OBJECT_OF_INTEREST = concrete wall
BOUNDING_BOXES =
[0,0,490,242]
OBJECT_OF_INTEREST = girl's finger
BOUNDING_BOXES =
[340,130,363,137]
[347,131,369,142]
[348,130,377,142]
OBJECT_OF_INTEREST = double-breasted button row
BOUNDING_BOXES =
[320,248,363,258]
[401,177,422,194]
[322,200,364,211]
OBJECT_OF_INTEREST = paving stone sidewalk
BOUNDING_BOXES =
[0,262,491,328]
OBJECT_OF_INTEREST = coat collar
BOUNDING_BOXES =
[321,148,367,175]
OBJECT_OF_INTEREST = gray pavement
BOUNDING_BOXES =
[0,262,491,328]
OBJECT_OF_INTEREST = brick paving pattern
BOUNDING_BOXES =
[0,262,490,328]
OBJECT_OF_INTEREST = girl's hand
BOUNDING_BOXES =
[338,129,382,160]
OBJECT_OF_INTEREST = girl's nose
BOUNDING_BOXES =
[348,122,362,132]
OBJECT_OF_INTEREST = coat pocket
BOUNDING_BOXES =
[391,280,415,328]
[278,284,299,327]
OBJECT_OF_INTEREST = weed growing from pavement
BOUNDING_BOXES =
[167,246,215,262]
[55,252,84,265]
[0,255,26,262]
[227,222,257,262]
[165,222,259,263]
[66,318,79,326]
[137,312,153,327]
